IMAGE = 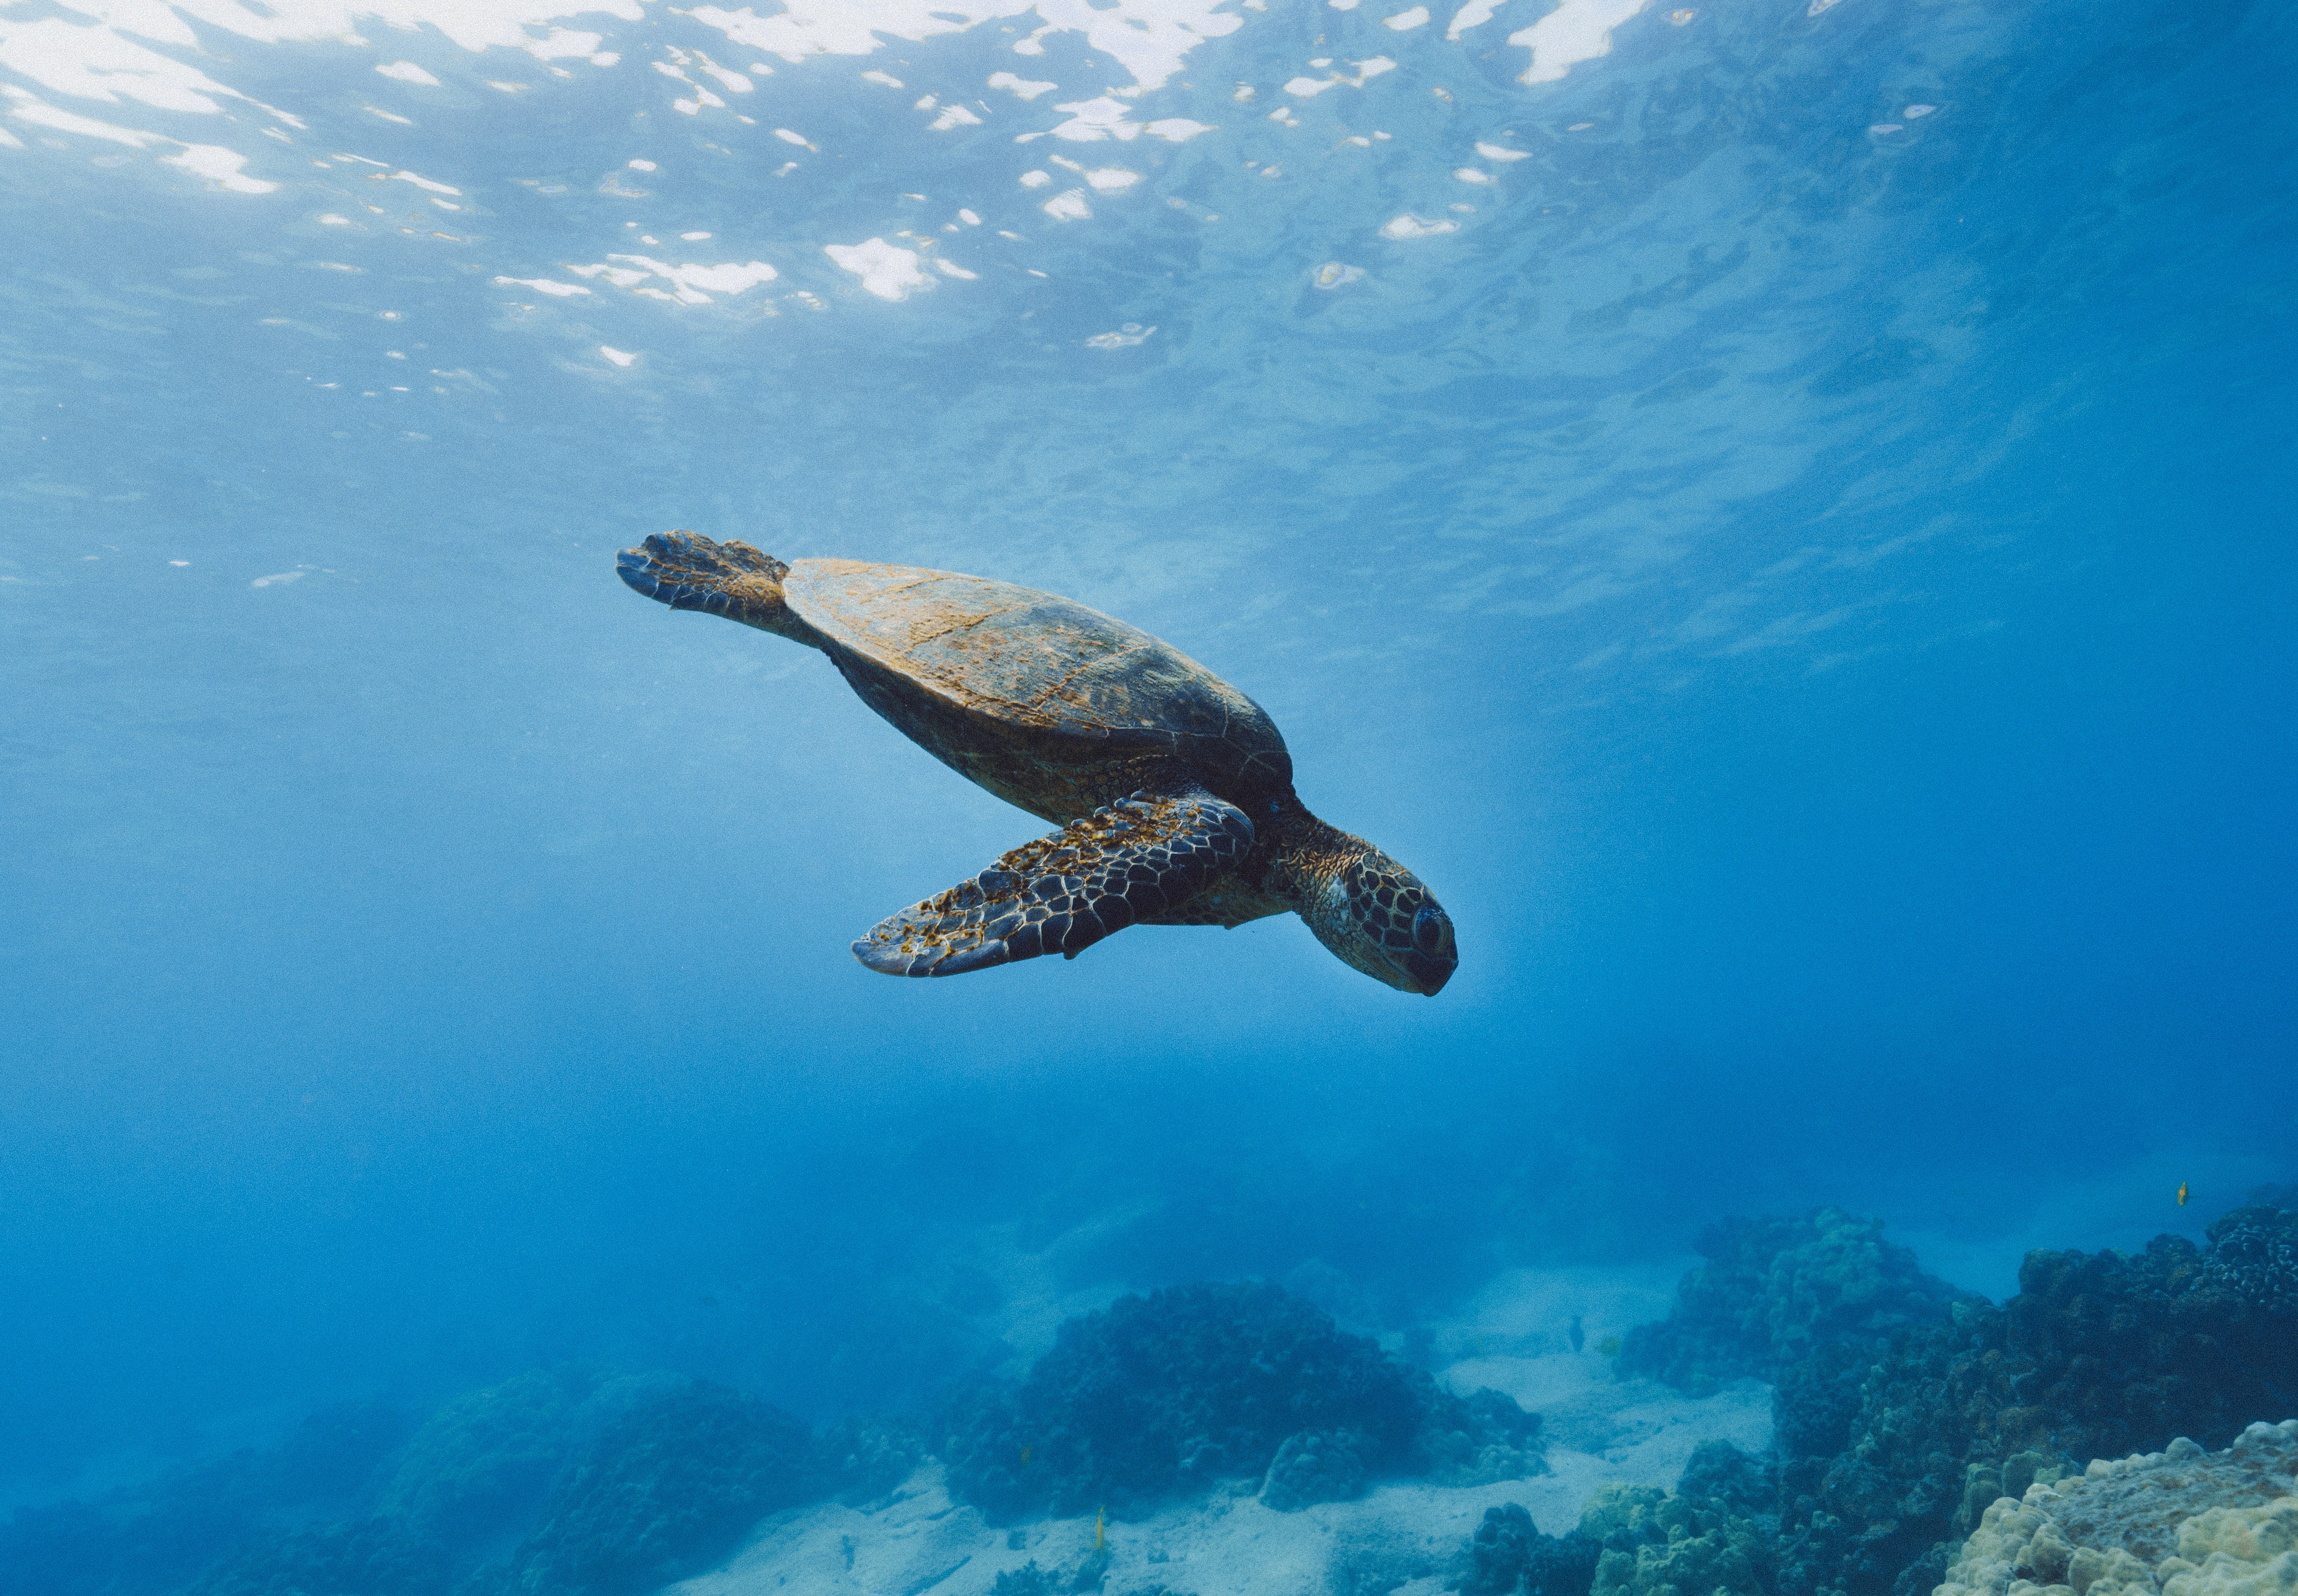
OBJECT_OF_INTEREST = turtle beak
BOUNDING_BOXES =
[1398,898,1458,994]
[1405,949,1456,995]
[1356,943,1454,995]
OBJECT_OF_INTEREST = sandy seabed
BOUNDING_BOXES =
[681,1266,1772,1596]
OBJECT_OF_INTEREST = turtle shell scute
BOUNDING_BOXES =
[786,560,1292,799]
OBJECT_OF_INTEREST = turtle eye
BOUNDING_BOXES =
[1413,904,1446,955]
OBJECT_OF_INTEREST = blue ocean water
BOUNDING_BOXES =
[1,0,2292,1569]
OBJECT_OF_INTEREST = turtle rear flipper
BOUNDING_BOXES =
[853,788,1255,977]
[617,531,813,640]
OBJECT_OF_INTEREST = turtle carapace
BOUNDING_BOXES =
[616,531,1457,995]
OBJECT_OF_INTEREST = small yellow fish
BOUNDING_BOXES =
[1019,1446,1033,1467]
[1095,1507,1106,1551]
[2177,1182,2189,1207]
[1597,1335,1622,1359]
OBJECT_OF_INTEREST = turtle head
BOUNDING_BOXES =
[1328,849,1459,995]
[1271,813,1457,995]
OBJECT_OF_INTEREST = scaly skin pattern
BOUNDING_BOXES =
[853,790,1255,976]
[615,531,1459,994]
[1252,801,1459,994]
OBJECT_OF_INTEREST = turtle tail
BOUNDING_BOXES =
[617,531,807,640]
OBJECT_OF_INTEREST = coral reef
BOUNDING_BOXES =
[1999,1225,2298,1464]
[1450,1503,1601,1596]
[1419,1386,1550,1489]
[21,1198,2296,1596]
[0,1398,410,1596]
[373,1368,605,1543]
[171,1375,821,1596]
[1933,1421,2296,1596]
[1620,1210,1967,1396]
[1680,1439,1780,1522]
[1772,1342,1874,1467]
[492,1378,816,1596]
[4,1276,1540,1596]
[190,1517,454,1596]
[1578,1459,1773,1596]
[1773,1213,2298,1596]
[2199,1209,2298,1317]
[184,1371,633,1596]
[1258,1429,1371,1513]
[943,1281,1542,1522]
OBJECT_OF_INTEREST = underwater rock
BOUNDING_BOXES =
[1449,1502,1602,1596]
[1932,1420,2297,1596]
[944,1280,1543,1523]
[1620,1209,1968,1396]
[495,1378,816,1596]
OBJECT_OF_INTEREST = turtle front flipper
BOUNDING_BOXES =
[853,788,1255,977]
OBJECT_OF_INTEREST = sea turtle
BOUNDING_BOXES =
[616,531,1457,994]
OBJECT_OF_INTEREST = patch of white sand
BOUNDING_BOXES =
[1426,1261,1773,1524]
[1450,1360,1773,1527]
[683,1461,1602,1596]
[1424,1260,1688,1362]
